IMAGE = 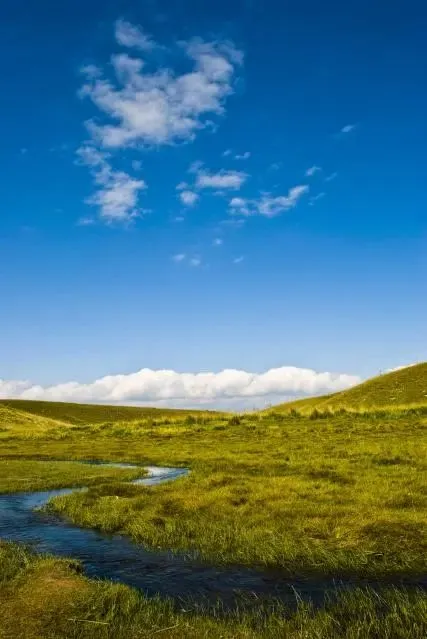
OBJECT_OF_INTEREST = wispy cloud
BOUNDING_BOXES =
[213,237,223,246]
[309,192,326,206]
[172,253,186,262]
[195,169,248,190]
[325,172,338,182]
[80,32,242,149]
[77,145,146,223]
[222,149,232,157]
[179,190,199,206]
[229,185,309,218]
[115,18,157,52]
[189,256,202,267]
[235,151,251,160]
[305,165,321,177]
[77,21,243,223]
[340,124,356,134]
[233,256,244,264]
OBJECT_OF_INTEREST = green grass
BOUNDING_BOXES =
[1,542,426,638]
[0,399,224,426]
[273,362,427,414]
[1,410,425,580]
[0,459,144,494]
[1,365,426,637]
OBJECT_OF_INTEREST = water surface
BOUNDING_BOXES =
[0,462,423,611]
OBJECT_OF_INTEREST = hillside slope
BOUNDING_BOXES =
[0,399,222,425]
[274,362,427,413]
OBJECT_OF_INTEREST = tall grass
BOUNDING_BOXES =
[1,542,426,638]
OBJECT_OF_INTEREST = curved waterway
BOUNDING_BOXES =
[0,462,424,611]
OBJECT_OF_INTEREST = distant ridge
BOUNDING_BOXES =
[0,399,223,426]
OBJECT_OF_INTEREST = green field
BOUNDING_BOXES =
[272,362,427,414]
[0,364,426,637]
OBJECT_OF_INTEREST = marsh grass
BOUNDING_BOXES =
[0,394,426,637]
[0,460,144,494]
[2,410,422,580]
[1,542,426,639]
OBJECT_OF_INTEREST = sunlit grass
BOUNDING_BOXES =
[0,381,426,637]
[1,542,426,638]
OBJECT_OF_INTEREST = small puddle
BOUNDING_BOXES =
[0,462,424,612]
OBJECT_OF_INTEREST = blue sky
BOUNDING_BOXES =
[1,0,426,407]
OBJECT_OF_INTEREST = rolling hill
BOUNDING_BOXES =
[273,362,427,414]
[0,399,223,426]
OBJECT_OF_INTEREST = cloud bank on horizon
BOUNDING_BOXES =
[0,366,361,410]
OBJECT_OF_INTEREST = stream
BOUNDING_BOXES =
[0,462,424,612]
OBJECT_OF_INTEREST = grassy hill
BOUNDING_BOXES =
[0,399,223,427]
[273,362,427,414]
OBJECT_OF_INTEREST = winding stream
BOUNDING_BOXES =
[0,462,424,611]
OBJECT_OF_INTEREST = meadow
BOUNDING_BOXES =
[0,365,426,637]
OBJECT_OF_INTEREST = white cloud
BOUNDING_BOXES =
[172,253,186,262]
[196,169,247,190]
[77,144,146,222]
[189,256,201,267]
[309,192,326,206]
[325,172,338,182]
[233,256,244,264]
[229,185,309,218]
[305,165,321,177]
[80,35,242,149]
[115,19,157,52]
[0,366,361,409]
[213,237,223,246]
[235,151,250,160]
[229,196,251,216]
[257,186,309,217]
[77,216,96,226]
[222,149,232,157]
[341,124,356,134]
[77,24,242,223]
[176,181,189,190]
[179,190,199,206]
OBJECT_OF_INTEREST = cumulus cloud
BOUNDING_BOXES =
[179,190,199,206]
[195,169,247,190]
[80,35,242,149]
[77,22,242,223]
[77,144,146,222]
[0,366,361,409]
[229,185,309,218]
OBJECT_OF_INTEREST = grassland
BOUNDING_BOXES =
[272,362,427,414]
[0,459,143,494]
[1,542,426,639]
[0,399,222,426]
[0,365,426,637]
